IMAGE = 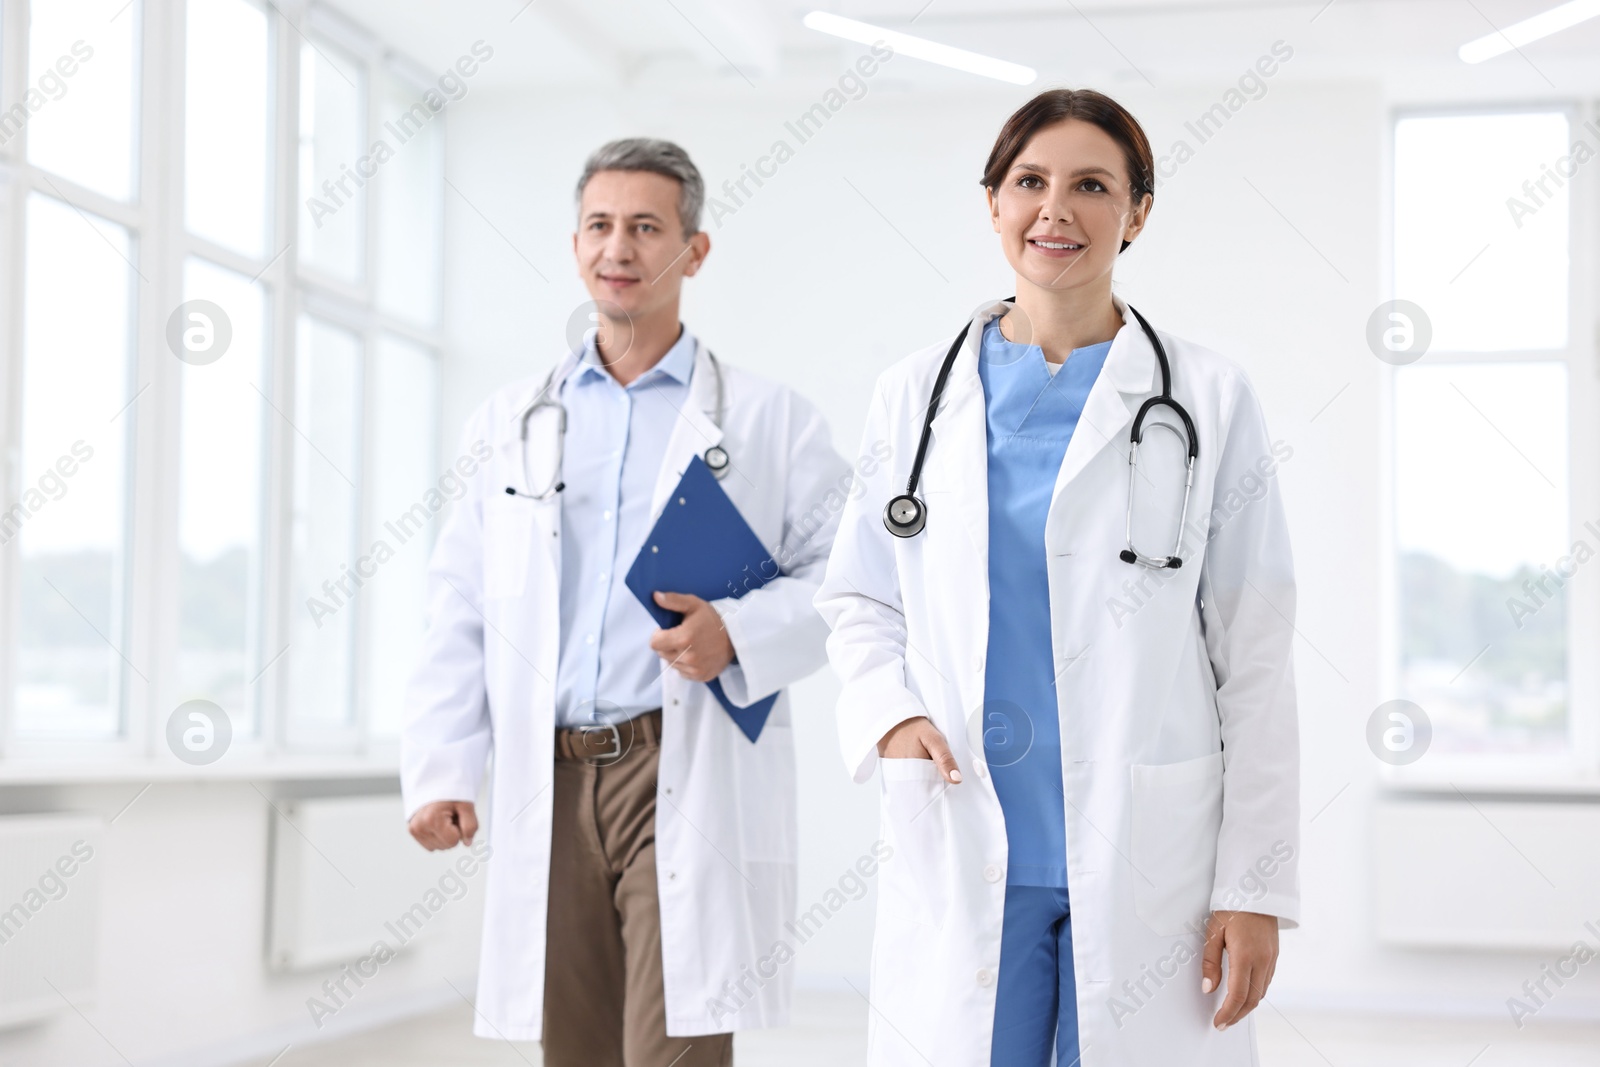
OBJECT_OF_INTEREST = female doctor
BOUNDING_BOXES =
[815,89,1300,1066]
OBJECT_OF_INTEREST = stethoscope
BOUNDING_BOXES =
[504,344,731,500]
[883,300,1198,569]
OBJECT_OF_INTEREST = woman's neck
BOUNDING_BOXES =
[1001,281,1123,364]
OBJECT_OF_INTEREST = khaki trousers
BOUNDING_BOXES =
[543,711,734,1067]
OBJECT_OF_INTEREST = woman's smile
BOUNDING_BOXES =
[1026,235,1086,258]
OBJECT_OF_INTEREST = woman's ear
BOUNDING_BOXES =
[1122,192,1153,245]
[986,186,1001,233]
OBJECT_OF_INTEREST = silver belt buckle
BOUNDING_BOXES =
[579,721,623,765]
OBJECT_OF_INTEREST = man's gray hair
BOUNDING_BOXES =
[575,138,705,236]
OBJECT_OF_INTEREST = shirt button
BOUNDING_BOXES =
[598,572,607,581]
[976,968,994,987]
[586,634,595,645]
[983,865,1002,883]
[603,510,613,521]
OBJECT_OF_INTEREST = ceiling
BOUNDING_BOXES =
[318,0,1600,99]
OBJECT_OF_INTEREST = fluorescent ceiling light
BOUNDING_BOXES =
[1459,0,1600,62]
[803,11,1037,85]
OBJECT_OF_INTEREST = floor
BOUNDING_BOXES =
[273,989,1600,1066]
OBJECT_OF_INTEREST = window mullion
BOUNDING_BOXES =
[124,0,187,760]
[1566,97,1600,778]
[260,0,302,755]
[0,0,26,757]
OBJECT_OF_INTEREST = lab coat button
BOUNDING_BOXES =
[983,865,1002,883]
[976,968,994,987]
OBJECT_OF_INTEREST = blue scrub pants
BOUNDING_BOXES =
[991,885,1082,1067]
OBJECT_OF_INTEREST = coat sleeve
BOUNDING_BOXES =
[813,377,929,784]
[1196,370,1301,930]
[400,404,495,822]
[710,389,851,705]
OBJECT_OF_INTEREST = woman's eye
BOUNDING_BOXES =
[1081,179,1107,192]
[1017,175,1042,189]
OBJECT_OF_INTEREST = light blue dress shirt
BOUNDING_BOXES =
[978,315,1113,888]
[552,326,698,728]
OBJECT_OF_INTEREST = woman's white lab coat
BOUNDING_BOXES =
[815,296,1301,1066]
[402,341,848,1040]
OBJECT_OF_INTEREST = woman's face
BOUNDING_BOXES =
[987,118,1151,295]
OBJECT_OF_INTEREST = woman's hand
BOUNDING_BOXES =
[1201,910,1279,1030]
[877,716,962,784]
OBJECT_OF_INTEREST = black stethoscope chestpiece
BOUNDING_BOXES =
[883,494,926,538]
[703,444,730,479]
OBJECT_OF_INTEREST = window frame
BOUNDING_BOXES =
[1380,100,1600,789]
[0,0,446,765]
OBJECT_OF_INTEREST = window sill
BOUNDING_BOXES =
[0,755,401,786]
[1379,769,1600,799]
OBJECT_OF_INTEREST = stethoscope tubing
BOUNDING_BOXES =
[507,342,730,500]
[883,300,1198,569]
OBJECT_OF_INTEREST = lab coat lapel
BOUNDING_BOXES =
[649,339,726,521]
[1048,293,1157,508]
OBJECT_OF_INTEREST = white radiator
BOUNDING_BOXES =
[1374,797,1600,950]
[267,793,486,971]
[0,814,103,1030]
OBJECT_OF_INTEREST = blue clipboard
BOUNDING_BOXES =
[624,455,779,742]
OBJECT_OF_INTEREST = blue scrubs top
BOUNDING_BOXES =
[979,316,1113,888]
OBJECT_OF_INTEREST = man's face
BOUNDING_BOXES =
[573,169,708,324]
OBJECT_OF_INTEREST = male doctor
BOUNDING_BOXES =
[401,138,848,1066]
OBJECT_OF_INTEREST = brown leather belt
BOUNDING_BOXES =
[554,708,663,763]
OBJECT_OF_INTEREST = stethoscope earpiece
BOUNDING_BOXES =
[883,494,927,538]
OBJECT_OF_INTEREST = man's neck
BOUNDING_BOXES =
[595,310,684,387]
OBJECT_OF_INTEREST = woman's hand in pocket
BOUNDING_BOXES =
[877,716,962,784]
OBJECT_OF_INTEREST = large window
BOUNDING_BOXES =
[1387,107,1593,770]
[0,0,445,759]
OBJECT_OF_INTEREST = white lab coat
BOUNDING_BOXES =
[402,340,849,1041]
[815,295,1301,1066]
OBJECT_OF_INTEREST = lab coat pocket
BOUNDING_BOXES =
[878,758,951,929]
[1129,750,1224,936]
[482,495,538,598]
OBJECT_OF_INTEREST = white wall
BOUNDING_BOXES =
[0,779,484,1066]
[439,68,1600,1022]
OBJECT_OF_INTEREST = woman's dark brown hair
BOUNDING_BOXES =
[980,88,1154,253]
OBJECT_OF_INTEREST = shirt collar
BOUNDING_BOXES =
[574,324,697,388]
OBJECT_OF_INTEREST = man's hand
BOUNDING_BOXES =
[1202,910,1279,1030]
[408,800,478,851]
[876,716,961,784]
[649,591,735,682]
